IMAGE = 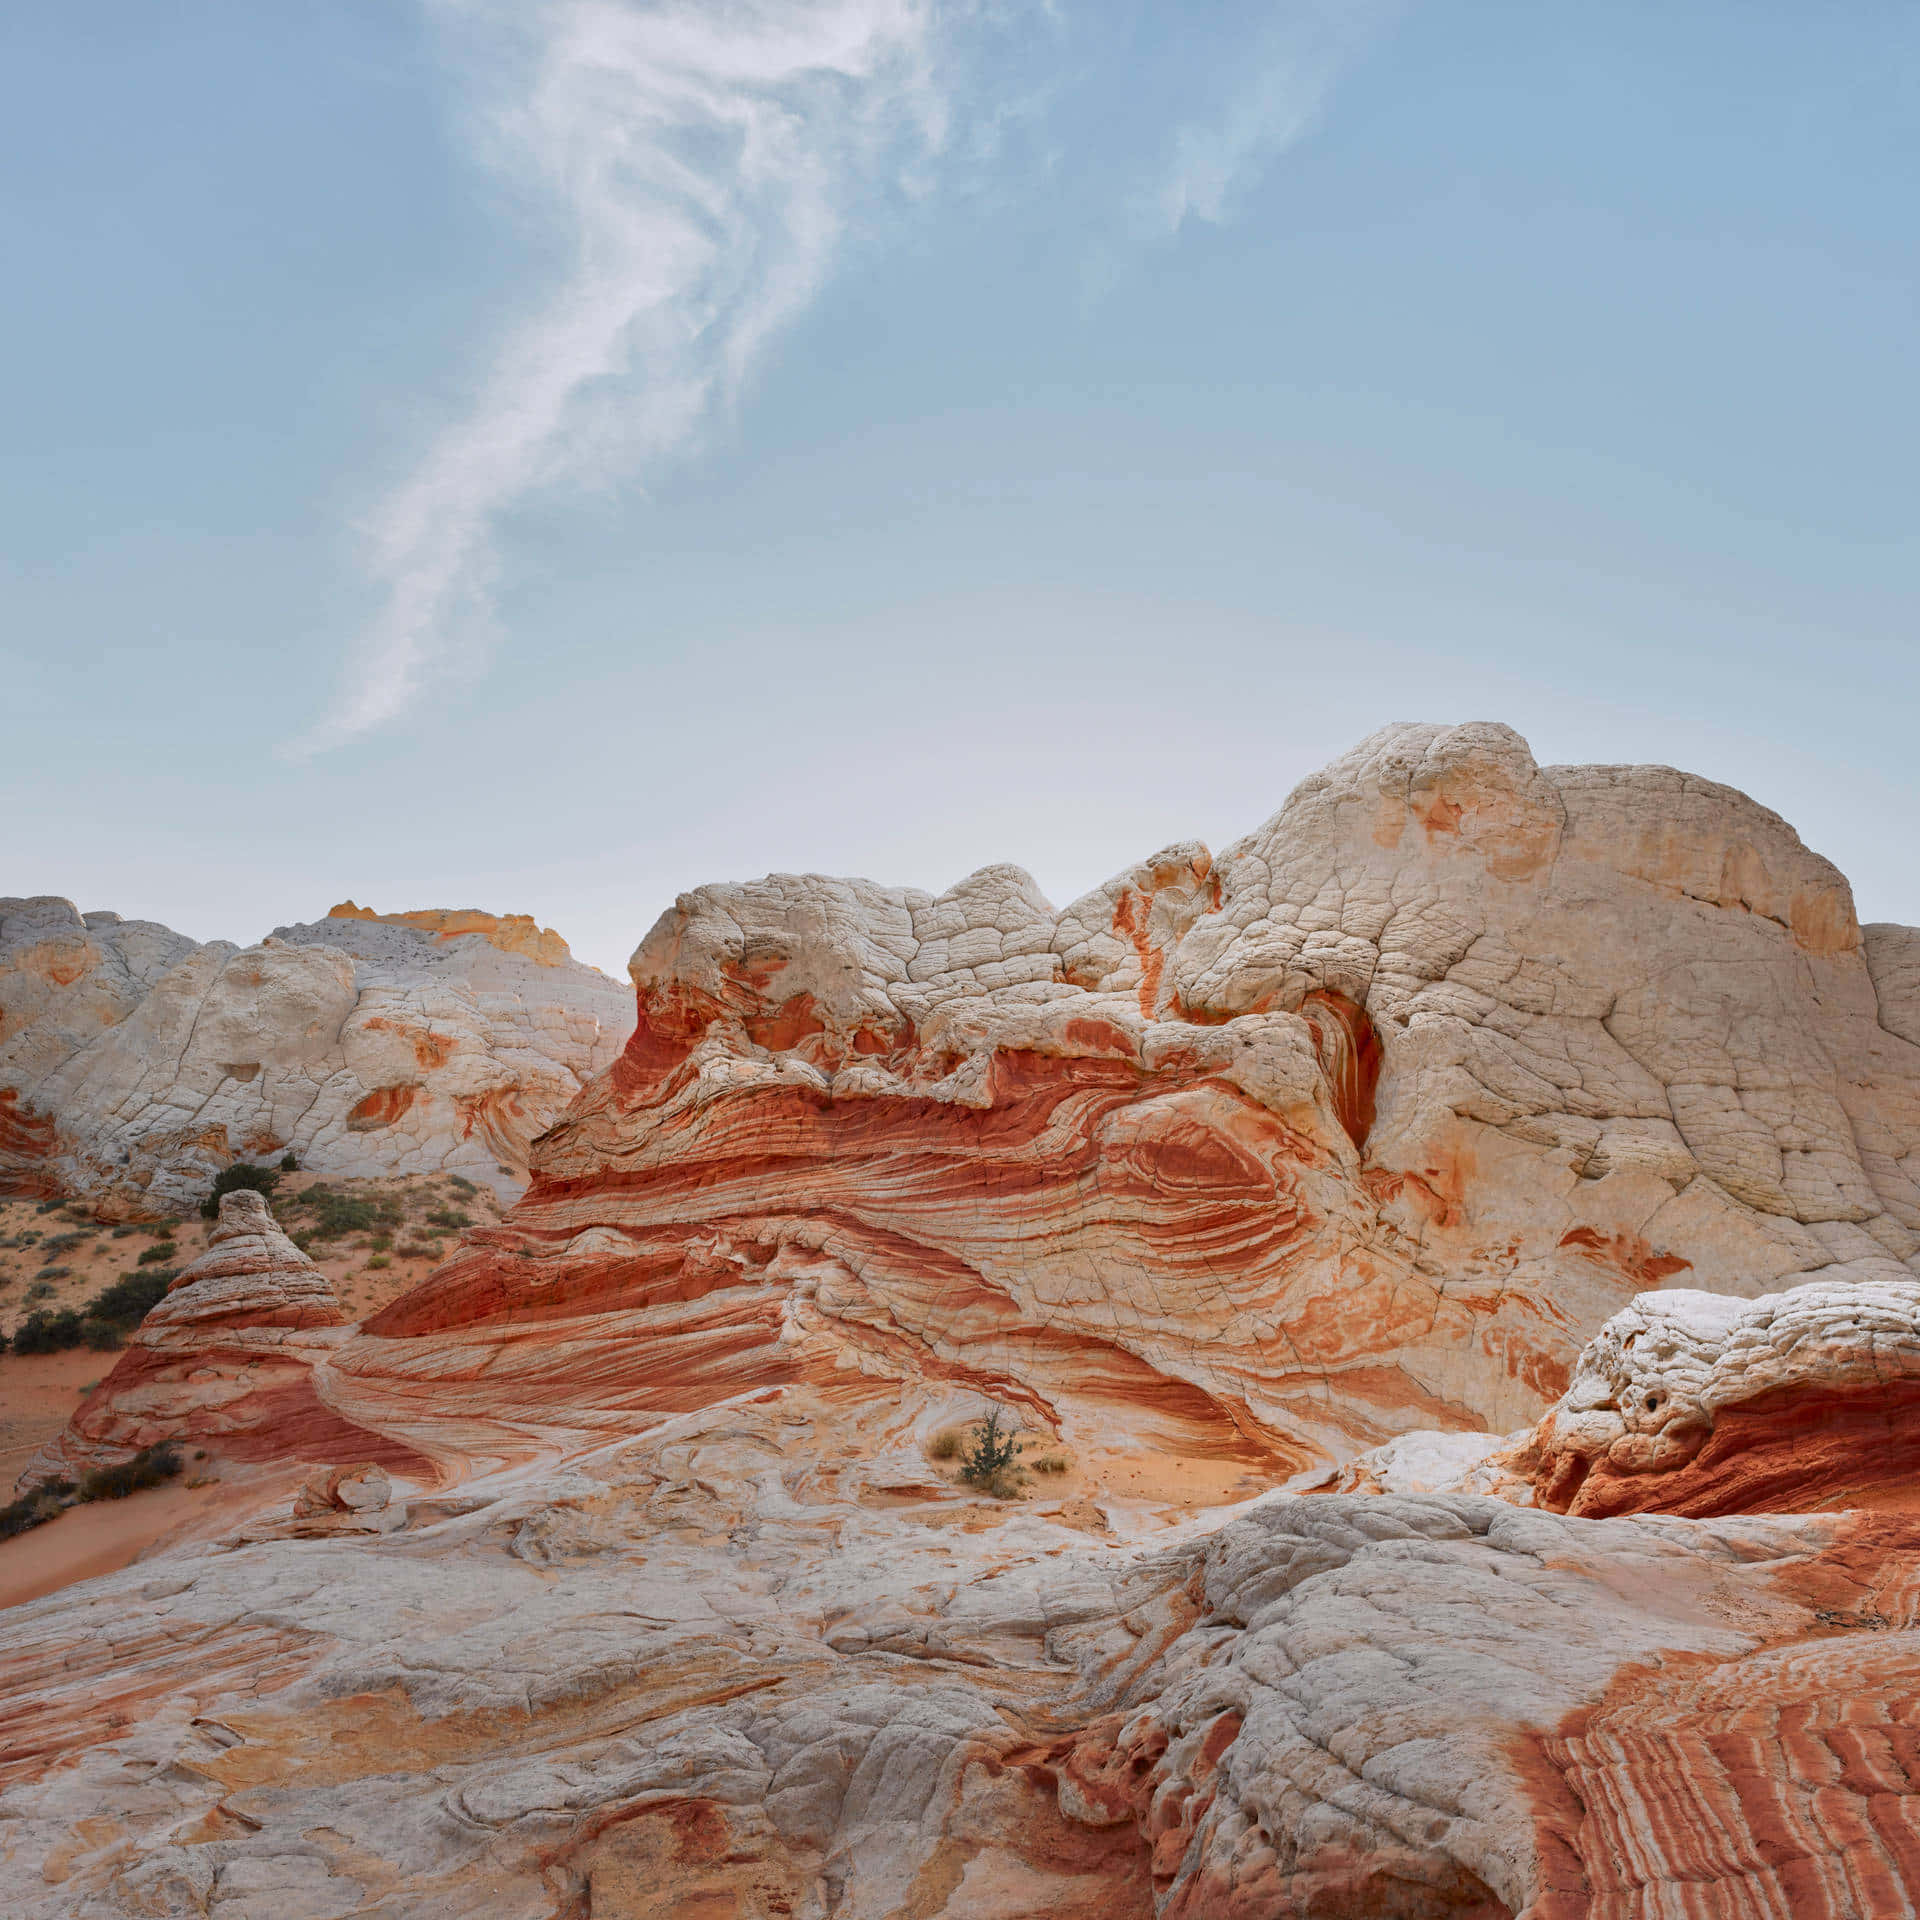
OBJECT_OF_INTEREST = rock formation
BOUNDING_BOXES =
[1336,1271,1920,1520]
[0,898,635,1215]
[5,722,1920,1917]
[340,721,1920,1472]
[24,1189,425,1486]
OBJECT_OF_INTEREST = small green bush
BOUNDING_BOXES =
[447,1175,478,1196]
[427,1209,472,1231]
[12,1308,85,1354]
[298,1188,399,1239]
[111,1225,139,1239]
[0,1480,74,1540]
[959,1407,1023,1498]
[9,1270,174,1354]
[89,1270,173,1326]
[33,1266,71,1282]
[367,1253,392,1270]
[77,1443,182,1502]
[280,1153,299,1172]
[23,1280,55,1304]
[137,1242,177,1265]
[200,1163,281,1219]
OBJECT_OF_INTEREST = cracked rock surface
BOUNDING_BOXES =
[6,722,1920,1916]
[0,902,635,1214]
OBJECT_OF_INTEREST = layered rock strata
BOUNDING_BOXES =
[0,898,634,1214]
[2,1418,1916,1916]
[343,722,1920,1471]
[7,723,1920,1917]
[24,1189,424,1486]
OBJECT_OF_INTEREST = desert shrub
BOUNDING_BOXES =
[10,1271,173,1354]
[427,1208,472,1231]
[928,1428,963,1461]
[396,1240,441,1260]
[0,1480,74,1540]
[1031,1454,1070,1474]
[36,1200,64,1215]
[89,1269,172,1327]
[137,1242,177,1265]
[447,1175,478,1196]
[23,1280,56,1304]
[77,1444,181,1502]
[33,1266,70,1283]
[280,1153,299,1172]
[111,1225,139,1239]
[959,1408,1023,1497]
[12,1307,85,1354]
[367,1253,392,1270]
[200,1163,281,1219]
[43,1232,89,1255]
[299,1188,399,1240]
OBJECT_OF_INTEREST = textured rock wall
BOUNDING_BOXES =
[347,723,1920,1470]
[0,899,635,1215]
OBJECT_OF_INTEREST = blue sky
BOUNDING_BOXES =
[5,2,1916,977]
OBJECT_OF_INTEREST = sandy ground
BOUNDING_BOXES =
[0,1351,311,1611]
[0,1169,504,1342]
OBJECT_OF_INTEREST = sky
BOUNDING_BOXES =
[4,1,1916,979]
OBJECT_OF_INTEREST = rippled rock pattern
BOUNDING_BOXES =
[5,722,1920,1917]
[0,899,635,1214]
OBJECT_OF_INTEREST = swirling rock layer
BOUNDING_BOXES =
[7,723,1920,1916]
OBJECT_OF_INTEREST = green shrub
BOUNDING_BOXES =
[0,1480,73,1540]
[427,1209,472,1231]
[77,1443,182,1502]
[367,1253,391,1270]
[297,1187,400,1239]
[9,1270,174,1354]
[111,1225,139,1239]
[280,1153,299,1172]
[200,1163,281,1219]
[959,1408,1023,1497]
[33,1266,71,1282]
[447,1175,478,1196]
[89,1270,173,1326]
[12,1308,85,1354]
[137,1242,177,1265]
[23,1280,56,1304]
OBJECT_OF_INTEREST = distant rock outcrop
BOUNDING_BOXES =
[0,897,635,1216]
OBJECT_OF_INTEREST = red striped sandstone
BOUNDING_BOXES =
[23,1189,425,1486]
[5,723,1920,1916]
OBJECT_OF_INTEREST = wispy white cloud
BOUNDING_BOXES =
[1141,3,1394,237]
[295,0,947,754]
[296,0,1395,753]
